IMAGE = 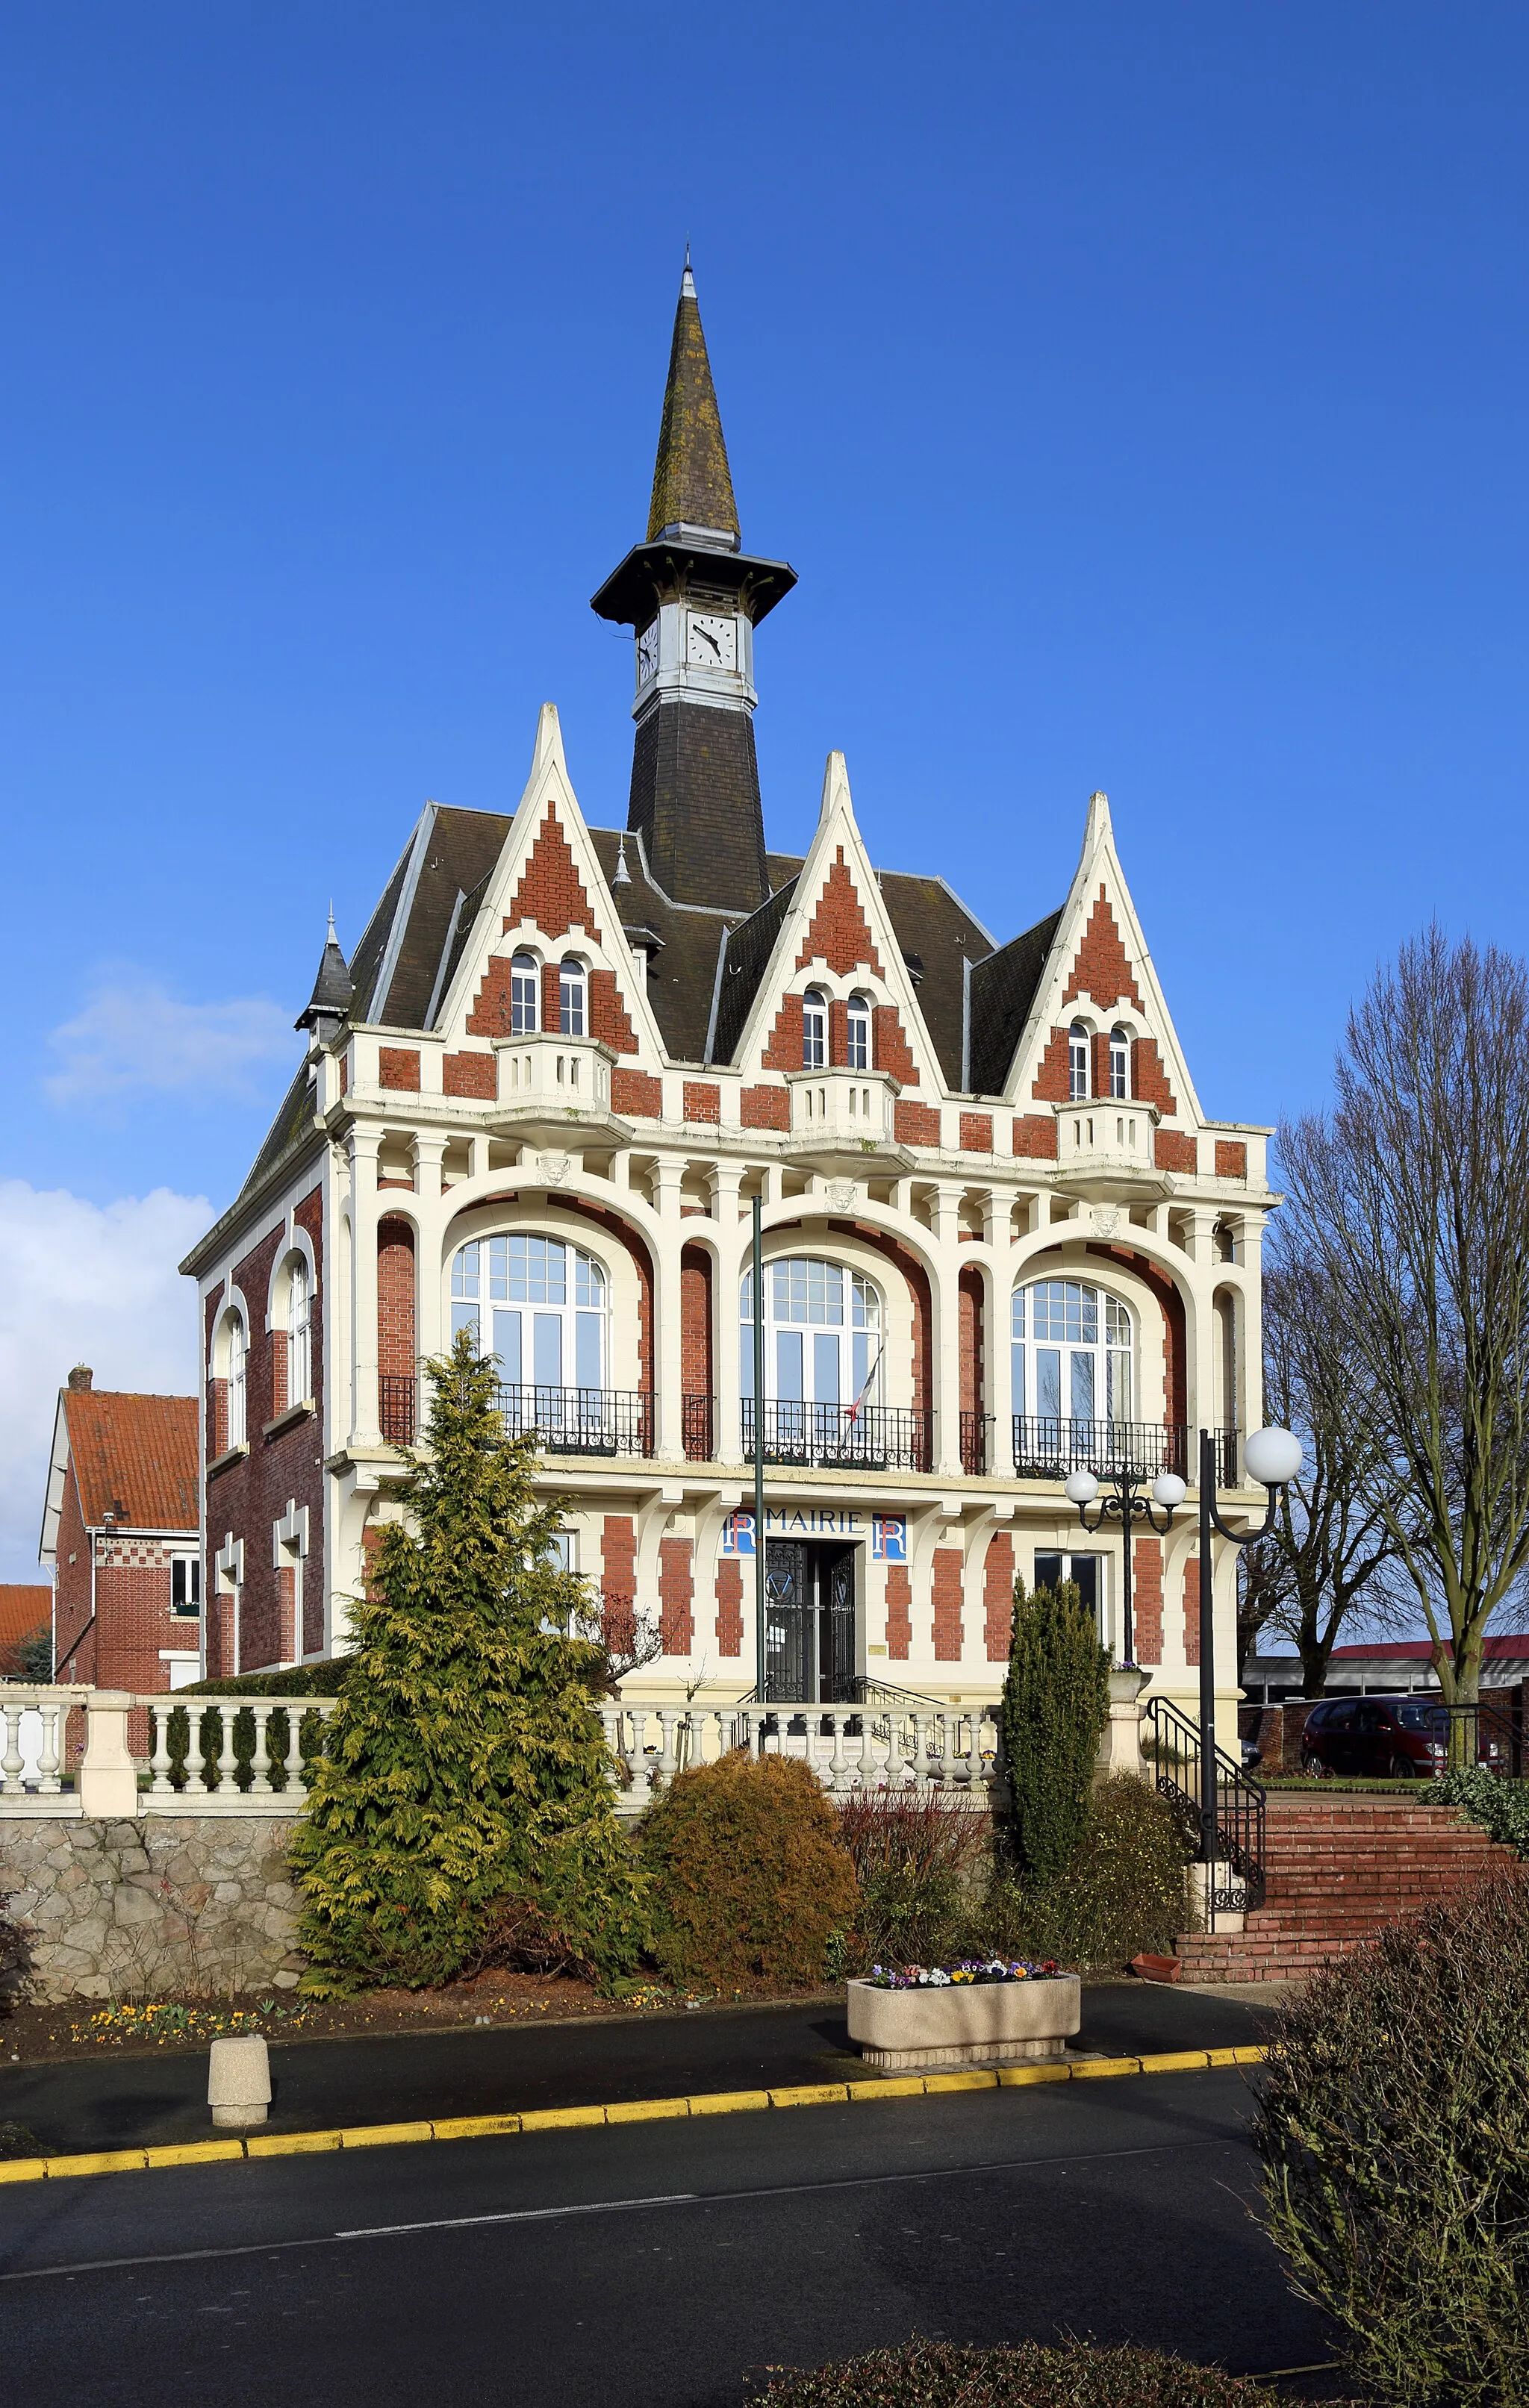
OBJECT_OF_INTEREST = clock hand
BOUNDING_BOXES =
[697,626,720,655]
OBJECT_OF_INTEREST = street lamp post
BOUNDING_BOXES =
[1195,1424,1303,1902]
[1064,1461,1188,1667]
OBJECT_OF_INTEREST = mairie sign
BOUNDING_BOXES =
[722,1509,906,1561]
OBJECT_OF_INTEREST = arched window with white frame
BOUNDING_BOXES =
[1109,1026,1130,1100]
[286,1257,311,1407]
[802,988,827,1070]
[740,1256,892,1463]
[1012,1279,1133,1452]
[511,952,539,1035]
[558,958,586,1038]
[223,1310,247,1449]
[450,1233,608,1396]
[1068,1021,1091,1100]
[846,992,871,1072]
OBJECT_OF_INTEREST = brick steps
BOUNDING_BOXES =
[1174,1795,1519,1983]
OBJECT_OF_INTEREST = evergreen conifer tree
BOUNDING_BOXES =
[1001,1577,1111,1891]
[290,1331,648,1994]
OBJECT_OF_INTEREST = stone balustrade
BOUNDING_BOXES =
[600,1697,1001,1815]
[0,1687,338,1818]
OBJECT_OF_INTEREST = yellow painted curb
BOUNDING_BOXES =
[0,2043,1271,2186]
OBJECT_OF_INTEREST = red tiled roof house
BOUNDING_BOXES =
[38,1368,202,1692]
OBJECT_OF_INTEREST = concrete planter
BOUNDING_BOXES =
[847,1974,1081,2072]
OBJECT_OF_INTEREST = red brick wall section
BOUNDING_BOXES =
[658,1536,694,1656]
[52,1465,94,1684]
[1086,1244,1189,1431]
[873,1005,919,1085]
[466,958,517,1038]
[601,1515,637,1654]
[1132,1038,1177,1114]
[553,1200,655,1394]
[1215,1139,1248,1180]
[1062,887,1145,1011]
[92,1550,195,1695]
[828,999,848,1066]
[379,1047,420,1092]
[959,1111,993,1153]
[590,970,638,1054]
[932,1547,965,1661]
[680,1244,713,1403]
[984,1532,1015,1662]
[761,994,806,1071]
[714,1557,743,1659]
[205,1289,225,1462]
[741,1084,789,1131]
[541,961,562,1035]
[443,1050,496,1099]
[959,1266,984,1421]
[202,1188,326,1674]
[885,1565,912,1661]
[1012,1114,1059,1160]
[1183,1556,1201,1665]
[1031,1029,1073,1103]
[611,1067,662,1117]
[1134,1536,1163,1665]
[682,1081,720,1124]
[1092,1032,1112,1100]
[829,1219,934,1420]
[506,803,602,943]
[377,1218,417,1381]
[794,849,886,979]
[1155,1129,1197,1174]
[894,1100,941,1148]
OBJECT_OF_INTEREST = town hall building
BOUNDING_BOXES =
[181,265,1271,1742]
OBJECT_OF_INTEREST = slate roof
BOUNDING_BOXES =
[62,1393,199,1532]
[647,262,739,545]
[967,908,1064,1096]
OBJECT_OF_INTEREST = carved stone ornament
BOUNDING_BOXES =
[1091,1205,1121,1238]
[826,1180,856,1211]
[539,1152,570,1186]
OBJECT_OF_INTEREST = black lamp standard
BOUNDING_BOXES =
[1195,1425,1303,1898]
[1064,1459,1186,1667]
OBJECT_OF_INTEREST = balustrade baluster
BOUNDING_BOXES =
[656,1711,680,1787]
[911,1712,932,1791]
[626,1707,653,1809]
[214,1705,237,1794]
[965,1715,983,1789]
[149,1701,175,1795]
[249,1705,275,1794]
[599,1706,622,1792]
[1,1706,23,1796]
[37,1700,62,1794]
[938,1716,958,1786]
[827,1714,847,1794]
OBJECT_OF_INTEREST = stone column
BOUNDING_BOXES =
[348,1129,382,1447]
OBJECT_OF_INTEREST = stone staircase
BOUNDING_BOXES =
[1174,1791,1521,1982]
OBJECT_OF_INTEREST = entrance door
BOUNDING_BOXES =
[818,1544,857,1703]
[764,1541,859,1704]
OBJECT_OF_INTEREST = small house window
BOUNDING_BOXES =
[559,958,587,1038]
[511,952,539,1035]
[287,1258,311,1406]
[1068,1022,1090,1101]
[225,1314,246,1448]
[1109,1027,1130,1099]
[171,1556,202,1618]
[846,994,871,1072]
[803,988,828,1070]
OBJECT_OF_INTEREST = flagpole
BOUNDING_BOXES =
[753,1195,767,1707]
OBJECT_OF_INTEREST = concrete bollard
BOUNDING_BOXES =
[208,2034,272,2128]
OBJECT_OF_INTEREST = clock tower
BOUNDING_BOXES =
[591,258,796,912]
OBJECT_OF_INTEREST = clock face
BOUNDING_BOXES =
[687,611,737,669]
[636,620,661,684]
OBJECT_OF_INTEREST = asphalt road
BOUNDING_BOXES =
[0,2071,1344,2407]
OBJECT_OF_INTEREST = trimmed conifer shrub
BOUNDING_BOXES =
[973,1773,1193,1969]
[1001,1577,1111,1889]
[758,2339,1288,2407]
[638,1750,859,1991]
[1254,1868,1529,2408]
[289,1331,647,1995]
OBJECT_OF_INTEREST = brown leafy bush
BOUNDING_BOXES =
[757,2339,1288,2407]
[836,1791,989,1971]
[974,1774,1192,1970]
[0,1894,32,2017]
[638,1751,858,1991]
[1254,1868,1529,2408]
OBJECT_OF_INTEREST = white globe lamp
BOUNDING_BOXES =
[1063,1468,1099,1506]
[1243,1426,1304,1488]
[1151,1471,1187,1511]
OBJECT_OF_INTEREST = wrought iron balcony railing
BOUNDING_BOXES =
[379,1375,417,1447]
[683,1394,716,1462]
[493,1383,655,1459]
[741,1398,932,1474]
[960,1411,993,1476]
[1012,1417,1240,1484]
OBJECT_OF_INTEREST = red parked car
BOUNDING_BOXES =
[1299,1696,1450,1780]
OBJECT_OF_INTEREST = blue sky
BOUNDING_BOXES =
[1,4,1526,1574]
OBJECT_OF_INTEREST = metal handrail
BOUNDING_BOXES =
[1012,1418,1241,1485]
[740,1399,932,1473]
[492,1383,655,1459]
[379,1375,416,1445]
[1145,1694,1266,1927]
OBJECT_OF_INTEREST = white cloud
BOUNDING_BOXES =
[0,1179,210,1582]
[45,972,293,1108]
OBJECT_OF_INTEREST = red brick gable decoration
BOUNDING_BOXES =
[1215,1139,1248,1181]
[872,1004,919,1086]
[505,803,602,944]
[794,849,885,979]
[443,1050,496,1099]
[1061,887,1145,1012]
[761,994,805,1071]
[590,970,638,1054]
[379,1048,420,1091]
[1032,1029,1071,1103]
[1132,1037,1177,1116]
[1013,1115,1059,1160]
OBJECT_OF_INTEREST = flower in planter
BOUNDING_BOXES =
[865,1956,1065,1989]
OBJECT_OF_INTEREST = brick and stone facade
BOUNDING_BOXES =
[39,1373,202,1692]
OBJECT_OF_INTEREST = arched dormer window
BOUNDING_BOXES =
[558,958,587,1038]
[287,1258,311,1407]
[1109,1026,1130,1100]
[1068,1021,1090,1100]
[803,988,827,1070]
[846,993,871,1072]
[511,952,539,1035]
[223,1311,247,1448]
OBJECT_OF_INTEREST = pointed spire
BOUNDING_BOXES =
[614,835,632,887]
[530,699,567,780]
[296,914,353,1039]
[818,750,853,823]
[647,255,739,550]
[1083,789,1113,855]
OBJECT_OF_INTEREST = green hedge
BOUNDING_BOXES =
[177,1659,354,1698]
[758,2341,1286,2407]
[1437,1768,1529,1856]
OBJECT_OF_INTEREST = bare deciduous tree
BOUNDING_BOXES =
[1282,929,1529,1705]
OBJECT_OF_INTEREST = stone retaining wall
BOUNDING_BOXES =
[0,1818,305,2001]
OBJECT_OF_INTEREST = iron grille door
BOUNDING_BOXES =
[764,1541,811,1703]
[819,1545,858,1703]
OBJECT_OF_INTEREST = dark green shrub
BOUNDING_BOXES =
[289,1332,647,1995]
[1002,1578,1110,1888]
[758,2339,1286,2407]
[836,1791,988,1971]
[179,1660,354,1698]
[639,1750,858,1990]
[1438,1766,1529,1856]
[1254,1868,1529,2408]
[971,1774,1192,1969]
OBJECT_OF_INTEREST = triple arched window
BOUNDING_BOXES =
[740,1257,883,1409]
[1012,1279,1133,1428]
[451,1235,608,1393]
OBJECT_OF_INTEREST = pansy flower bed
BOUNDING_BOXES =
[866,1957,1063,1989]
